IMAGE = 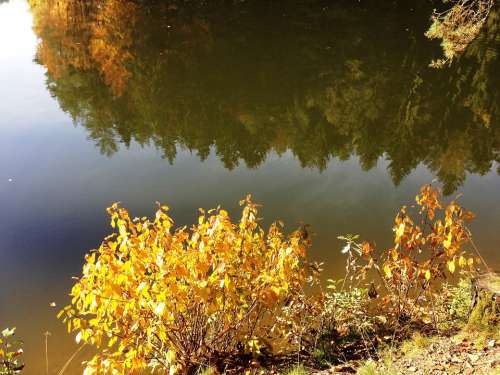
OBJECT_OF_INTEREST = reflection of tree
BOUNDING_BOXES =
[30,0,136,95]
[30,0,499,194]
[425,0,494,67]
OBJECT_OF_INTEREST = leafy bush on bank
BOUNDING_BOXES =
[61,196,313,374]
[5,185,492,374]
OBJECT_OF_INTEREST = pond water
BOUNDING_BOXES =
[0,0,499,372]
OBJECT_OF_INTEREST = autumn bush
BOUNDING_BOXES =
[287,184,482,362]
[340,185,478,326]
[61,196,312,374]
[60,185,485,374]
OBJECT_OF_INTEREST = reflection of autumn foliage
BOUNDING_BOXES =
[30,0,93,79]
[30,0,137,95]
[29,0,500,193]
[89,1,137,95]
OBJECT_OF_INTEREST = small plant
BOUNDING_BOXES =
[276,279,377,365]
[324,282,374,334]
[443,278,472,325]
[0,328,24,375]
[356,360,382,375]
[61,196,312,374]
[422,278,473,331]
[282,364,308,375]
[319,281,379,353]
[399,332,434,356]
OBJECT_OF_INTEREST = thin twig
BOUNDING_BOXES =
[44,331,51,375]
[56,343,87,375]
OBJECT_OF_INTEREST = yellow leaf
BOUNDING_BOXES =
[425,269,431,280]
[154,302,166,316]
[165,349,176,364]
[395,223,405,242]
[447,259,456,274]
[443,232,452,249]
[384,264,392,278]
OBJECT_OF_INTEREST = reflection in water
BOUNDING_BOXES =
[29,0,499,194]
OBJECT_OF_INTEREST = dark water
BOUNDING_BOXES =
[0,0,499,372]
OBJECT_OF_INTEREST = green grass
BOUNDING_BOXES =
[198,366,217,375]
[356,360,386,375]
[282,364,308,375]
[399,332,434,357]
[356,358,400,375]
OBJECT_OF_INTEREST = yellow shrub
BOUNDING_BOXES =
[60,196,310,374]
[340,185,477,323]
